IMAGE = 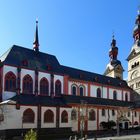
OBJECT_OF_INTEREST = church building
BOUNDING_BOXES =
[0,11,140,139]
[127,10,140,94]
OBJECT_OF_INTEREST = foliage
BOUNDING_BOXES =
[107,120,116,129]
[100,121,116,130]
[24,129,37,140]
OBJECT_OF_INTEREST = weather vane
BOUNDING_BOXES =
[138,5,140,14]
[112,30,115,39]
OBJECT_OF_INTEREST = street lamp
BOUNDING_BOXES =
[79,100,87,139]
[21,116,24,137]
[116,115,120,136]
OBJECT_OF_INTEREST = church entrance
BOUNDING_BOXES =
[124,122,128,129]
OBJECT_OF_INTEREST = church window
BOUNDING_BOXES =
[23,75,33,94]
[55,80,61,96]
[128,112,130,117]
[89,109,96,121]
[125,93,128,101]
[61,110,68,123]
[23,108,35,123]
[79,86,84,96]
[102,109,106,116]
[134,121,138,125]
[136,82,140,88]
[97,88,101,98]
[112,110,115,116]
[131,62,139,69]
[72,85,77,96]
[44,109,54,123]
[40,78,49,95]
[113,91,117,100]
[5,72,16,92]
[135,111,137,117]
[71,109,77,120]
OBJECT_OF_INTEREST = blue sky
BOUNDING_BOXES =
[0,0,139,79]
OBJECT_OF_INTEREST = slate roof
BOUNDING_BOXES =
[10,94,68,106]
[61,65,128,88]
[9,94,134,108]
[0,45,130,89]
[0,45,61,73]
[61,95,134,107]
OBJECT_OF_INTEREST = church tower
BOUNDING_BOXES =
[104,36,124,79]
[127,10,140,93]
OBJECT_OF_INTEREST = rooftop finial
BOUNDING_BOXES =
[112,31,115,39]
[138,5,140,15]
[33,18,39,52]
[111,32,116,47]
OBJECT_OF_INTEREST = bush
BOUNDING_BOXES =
[100,121,116,130]
[24,129,37,140]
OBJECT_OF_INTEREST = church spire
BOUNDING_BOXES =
[133,7,140,45]
[33,19,39,52]
[109,35,118,61]
[104,35,123,80]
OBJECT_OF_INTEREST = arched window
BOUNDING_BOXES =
[102,109,105,116]
[125,93,128,101]
[44,109,54,123]
[97,88,101,98]
[71,109,77,120]
[55,80,61,96]
[72,85,77,96]
[135,111,137,117]
[61,110,68,123]
[134,121,138,125]
[23,108,35,123]
[128,112,130,117]
[112,110,115,116]
[40,78,49,95]
[79,86,84,96]
[113,91,117,100]
[89,109,96,121]
[5,72,16,92]
[23,75,33,94]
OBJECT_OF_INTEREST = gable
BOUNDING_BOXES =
[127,49,140,61]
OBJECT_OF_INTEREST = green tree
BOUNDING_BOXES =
[24,129,37,140]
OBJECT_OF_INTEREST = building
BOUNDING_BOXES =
[127,10,140,94]
[104,35,124,80]
[0,12,140,139]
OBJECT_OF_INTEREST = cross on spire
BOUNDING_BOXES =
[111,33,116,48]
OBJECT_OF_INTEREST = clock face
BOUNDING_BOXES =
[131,70,139,80]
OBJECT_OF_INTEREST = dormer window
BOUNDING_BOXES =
[47,65,52,70]
[95,76,98,82]
[22,59,28,66]
[79,74,84,79]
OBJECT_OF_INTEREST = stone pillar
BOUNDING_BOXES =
[34,68,38,95]
[17,67,21,95]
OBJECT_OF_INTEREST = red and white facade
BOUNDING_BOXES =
[0,14,140,139]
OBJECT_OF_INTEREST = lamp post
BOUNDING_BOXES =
[116,115,119,136]
[21,116,24,137]
[80,100,87,139]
